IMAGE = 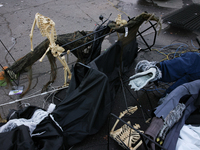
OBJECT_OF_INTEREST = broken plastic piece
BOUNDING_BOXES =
[9,86,24,95]
[125,27,128,37]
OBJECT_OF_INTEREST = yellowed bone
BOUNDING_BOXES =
[110,106,143,150]
[115,14,127,27]
[29,13,72,87]
[115,14,128,39]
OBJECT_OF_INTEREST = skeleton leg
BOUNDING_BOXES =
[39,47,50,62]
[57,56,71,86]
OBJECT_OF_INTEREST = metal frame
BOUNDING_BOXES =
[136,21,157,51]
[0,40,19,86]
[60,20,158,57]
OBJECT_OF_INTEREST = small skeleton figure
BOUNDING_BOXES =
[115,14,128,39]
[110,106,144,150]
[29,13,71,87]
[115,14,128,27]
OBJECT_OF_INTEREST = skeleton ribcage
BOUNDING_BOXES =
[37,15,57,42]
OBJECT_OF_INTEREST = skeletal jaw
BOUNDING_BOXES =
[129,67,157,91]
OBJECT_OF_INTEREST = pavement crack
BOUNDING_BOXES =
[1,14,17,66]
[1,14,13,37]
[75,2,98,24]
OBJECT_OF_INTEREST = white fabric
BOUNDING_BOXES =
[176,124,200,150]
[47,103,56,113]
[135,60,162,80]
[0,109,48,136]
[50,114,63,131]
[129,68,157,91]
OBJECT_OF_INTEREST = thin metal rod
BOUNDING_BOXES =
[140,134,150,150]
[60,31,115,57]
[0,63,18,86]
[0,63,4,69]
[136,22,157,36]
[123,75,139,83]
[61,26,107,48]
[119,71,129,112]
[77,62,91,69]
[149,21,157,47]
[0,64,19,86]
[136,22,157,51]
[137,31,151,51]
[145,90,154,110]
[61,13,112,49]
[0,40,16,62]
[124,85,151,119]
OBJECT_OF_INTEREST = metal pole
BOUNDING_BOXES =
[0,40,16,62]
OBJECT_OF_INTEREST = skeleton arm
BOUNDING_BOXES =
[110,106,138,134]
[30,14,37,51]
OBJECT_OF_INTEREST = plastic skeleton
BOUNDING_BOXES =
[110,106,144,150]
[115,14,128,39]
[115,14,127,27]
[30,13,71,87]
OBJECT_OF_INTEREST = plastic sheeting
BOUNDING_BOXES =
[89,37,138,99]
[51,64,112,147]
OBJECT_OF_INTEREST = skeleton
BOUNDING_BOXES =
[115,14,127,27]
[110,106,144,150]
[30,13,71,87]
[115,14,128,39]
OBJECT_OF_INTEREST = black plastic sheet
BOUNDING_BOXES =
[51,64,112,147]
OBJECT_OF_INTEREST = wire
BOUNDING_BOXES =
[191,39,199,50]
[173,44,188,58]
[0,86,69,107]
[152,48,199,62]
[141,86,165,95]
[158,43,189,53]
